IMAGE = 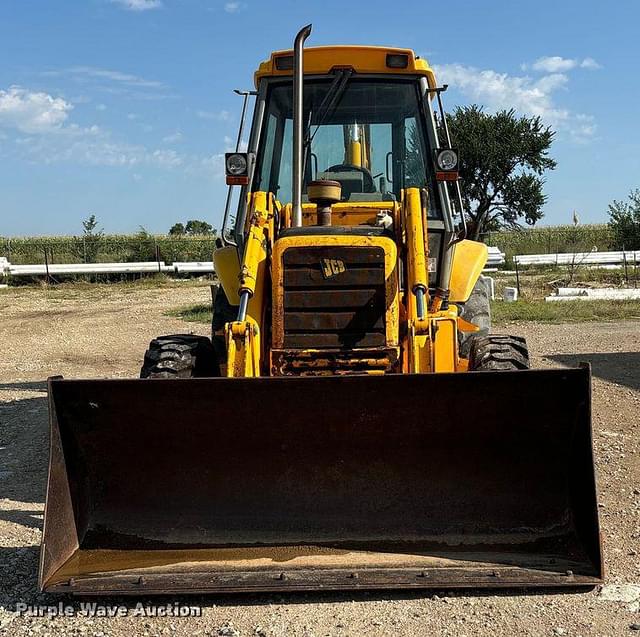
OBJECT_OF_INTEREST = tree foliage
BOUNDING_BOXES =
[447,105,556,240]
[608,189,640,250]
[71,213,104,263]
[169,222,186,236]
[169,219,215,236]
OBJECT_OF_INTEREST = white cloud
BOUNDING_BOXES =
[162,130,183,143]
[197,109,230,121]
[580,57,602,70]
[224,2,244,13]
[530,56,601,73]
[0,86,72,134]
[436,64,568,122]
[0,86,223,172]
[150,149,183,167]
[65,66,166,90]
[571,113,597,143]
[435,63,596,142]
[110,0,162,11]
[16,128,189,168]
[40,66,173,101]
[531,56,577,73]
[96,103,107,111]
[200,153,225,178]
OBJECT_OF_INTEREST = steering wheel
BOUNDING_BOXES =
[326,164,376,193]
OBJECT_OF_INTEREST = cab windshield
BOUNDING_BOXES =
[254,77,440,214]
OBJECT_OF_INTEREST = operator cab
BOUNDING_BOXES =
[253,75,443,213]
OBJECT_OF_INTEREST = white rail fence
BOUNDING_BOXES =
[7,249,638,278]
[2,247,507,279]
[514,250,640,267]
[1,258,215,278]
[485,247,505,269]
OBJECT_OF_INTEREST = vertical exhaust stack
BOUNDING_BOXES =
[292,24,312,227]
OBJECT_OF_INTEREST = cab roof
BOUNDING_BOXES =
[254,45,437,89]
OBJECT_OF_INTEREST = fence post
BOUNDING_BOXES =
[514,256,521,297]
[44,246,51,284]
[155,239,161,273]
[622,245,629,282]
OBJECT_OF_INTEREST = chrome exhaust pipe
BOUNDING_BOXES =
[292,24,312,228]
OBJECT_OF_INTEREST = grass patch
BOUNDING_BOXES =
[492,299,640,324]
[168,303,212,323]
[5,275,212,300]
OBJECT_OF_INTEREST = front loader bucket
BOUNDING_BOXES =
[40,368,602,595]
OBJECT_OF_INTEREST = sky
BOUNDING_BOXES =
[0,0,638,236]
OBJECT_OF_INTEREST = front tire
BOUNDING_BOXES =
[140,334,219,378]
[469,335,530,371]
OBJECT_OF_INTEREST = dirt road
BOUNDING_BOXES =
[1,283,638,636]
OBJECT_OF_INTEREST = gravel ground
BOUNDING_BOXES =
[0,282,638,636]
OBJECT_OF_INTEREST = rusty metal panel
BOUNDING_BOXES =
[41,367,601,594]
[283,246,385,265]
[282,246,387,350]
[284,268,384,288]
[283,332,386,349]
[271,348,398,376]
[284,288,384,309]
[272,235,399,350]
[284,311,384,332]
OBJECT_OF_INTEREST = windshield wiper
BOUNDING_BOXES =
[305,68,353,147]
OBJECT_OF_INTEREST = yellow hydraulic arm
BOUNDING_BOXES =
[225,193,271,377]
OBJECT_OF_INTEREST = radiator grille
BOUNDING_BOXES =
[282,246,386,349]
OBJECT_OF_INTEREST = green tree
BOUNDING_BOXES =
[447,106,556,240]
[185,219,214,235]
[169,222,186,236]
[608,189,640,249]
[72,213,104,263]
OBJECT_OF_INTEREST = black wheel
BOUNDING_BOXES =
[211,285,238,366]
[458,276,491,358]
[469,335,530,371]
[140,334,219,378]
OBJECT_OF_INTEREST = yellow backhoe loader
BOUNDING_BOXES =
[40,25,602,595]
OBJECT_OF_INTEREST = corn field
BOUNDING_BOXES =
[484,224,614,263]
[0,234,217,265]
[0,225,620,268]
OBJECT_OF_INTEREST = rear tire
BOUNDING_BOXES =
[458,277,491,358]
[469,335,530,371]
[140,334,219,378]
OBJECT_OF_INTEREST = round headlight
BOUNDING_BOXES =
[436,149,458,171]
[226,154,247,175]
